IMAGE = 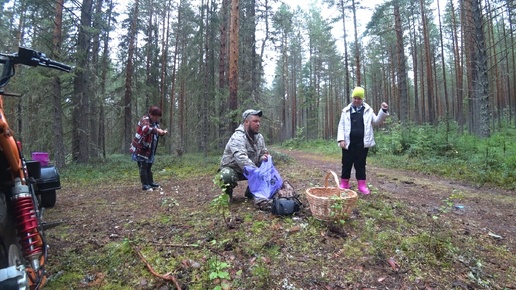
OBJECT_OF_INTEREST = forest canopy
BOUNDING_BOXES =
[1,0,515,165]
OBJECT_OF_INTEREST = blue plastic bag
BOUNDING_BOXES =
[244,156,283,199]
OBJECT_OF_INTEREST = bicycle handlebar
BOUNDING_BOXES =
[15,47,72,72]
[0,47,72,89]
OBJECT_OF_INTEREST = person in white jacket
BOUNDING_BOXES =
[337,87,389,194]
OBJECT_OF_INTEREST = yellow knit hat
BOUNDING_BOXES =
[352,87,365,99]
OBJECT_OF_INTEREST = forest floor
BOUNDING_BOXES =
[44,149,515,290]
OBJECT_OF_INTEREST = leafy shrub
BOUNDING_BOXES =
[280,122,516,189]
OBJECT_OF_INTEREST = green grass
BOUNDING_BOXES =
[47,167,516,289]
[279,123,516,190]
[60,153,221,185]
[47,123,516,289]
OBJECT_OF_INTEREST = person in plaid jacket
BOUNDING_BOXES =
[130,106,168,190]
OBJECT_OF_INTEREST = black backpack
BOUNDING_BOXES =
[270,180,302,216]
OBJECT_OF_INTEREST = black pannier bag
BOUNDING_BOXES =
[25,160,41,179]
[271,198,300,216]
[34,166,61,208]
[36,166,61,192]
[270,180,302,216]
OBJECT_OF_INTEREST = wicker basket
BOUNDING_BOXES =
[305,170,358,221]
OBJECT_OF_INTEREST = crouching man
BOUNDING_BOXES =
[216,109,269,202]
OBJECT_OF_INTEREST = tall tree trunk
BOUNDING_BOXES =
[169,3,180,152]
[352,0,361,86]
[219,0,229,90]
[485,0,499,129]
[291,51,297,139]
[72,0,93,162]
[450,0,464,130]
[159,0,170,113]
[249,0,258,98]
[100,0,114,158]
[464,0,490,137]
[90,0,104,158]
[339,0,350,103]
[201,0,209,155]
[259,0,270,82]
[419,36,427,122]
[409,8,420,124]
[420,0,435,124]
[123,0,139,153]
[500,11,510,128]
[145,0,155,108]
[179,44,186,150]
[394,2,408,123]
[12,1,26,144]
[463,0,475,134]
[218,0,229,147]
[507,1,516,127]
[51,0,65,168]
[281,29,288,140]
[437,0,449,119]
[228,0,239,129]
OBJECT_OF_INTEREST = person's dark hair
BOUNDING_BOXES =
[149,106,162,117]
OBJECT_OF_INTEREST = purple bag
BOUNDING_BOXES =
[244,156,283,199]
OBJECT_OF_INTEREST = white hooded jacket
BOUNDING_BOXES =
[337,102,389,149]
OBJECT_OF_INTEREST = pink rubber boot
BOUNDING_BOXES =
[357,180,370,194]
[340,179,350,189]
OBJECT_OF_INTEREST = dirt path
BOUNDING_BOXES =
[44,149,515,289]
[275,149,515,250]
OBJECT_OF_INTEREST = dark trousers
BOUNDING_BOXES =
[138,161,154,185]
[341,147,369,180]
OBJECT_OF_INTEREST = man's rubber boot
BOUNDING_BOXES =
[225,188,234,203]
[340,178,350,189]
[357,180,370,194]
[149,172,160,188]
[244,186,254,199]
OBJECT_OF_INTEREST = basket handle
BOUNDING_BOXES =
[324,170,340,188]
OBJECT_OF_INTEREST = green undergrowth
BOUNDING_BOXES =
[59,149,292,187]
[59,153,221,186]
[50,192,513,287]
[46,182,515,289]
[281,122,516,190]
[45,125,516,289]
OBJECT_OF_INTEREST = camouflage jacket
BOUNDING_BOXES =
[220,124,268,174]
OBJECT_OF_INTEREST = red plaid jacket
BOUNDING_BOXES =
[130,115,159,159]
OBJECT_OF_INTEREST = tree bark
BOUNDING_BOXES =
[99,0,114,158]
[420,0,435,124]
[124,0,139,154]
[352,0,361,86]
[450,0,464,130]
[72,0,93,162]
[339,0,350,104]
[228,0,239,130]
[437,0,449,119]
[394,2,408,123]
[169,0,180,153]
[464,0,490,137]
[51,0,65,168]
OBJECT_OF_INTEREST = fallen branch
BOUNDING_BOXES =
[130,242,182,290]
[150,242,199,248]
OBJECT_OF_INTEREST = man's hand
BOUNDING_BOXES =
[338,140,346,148]
[261,153,269,161]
